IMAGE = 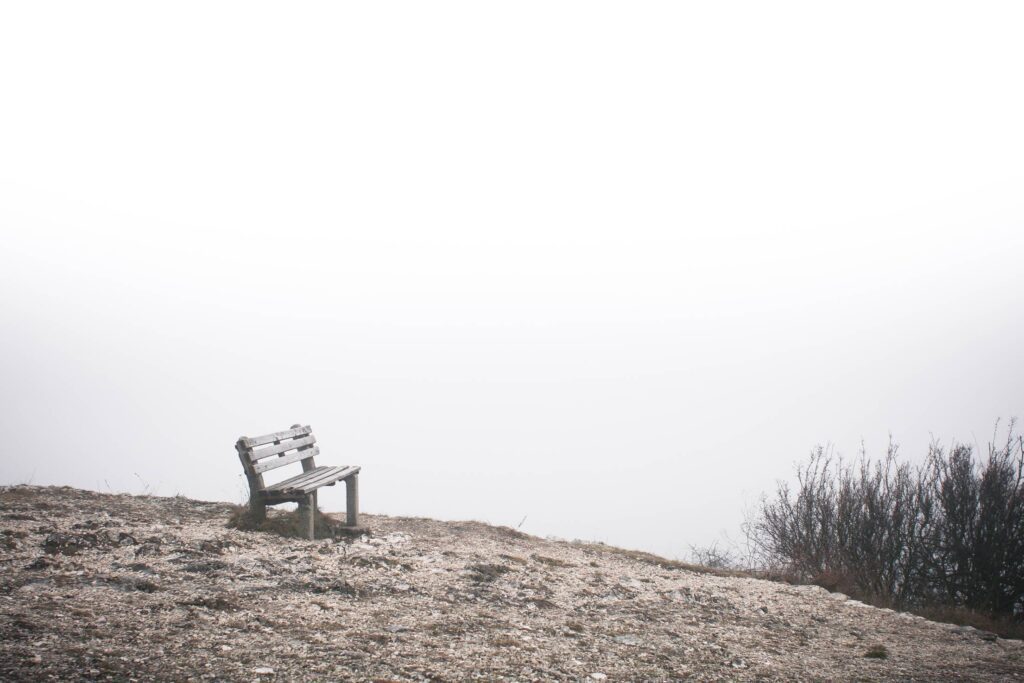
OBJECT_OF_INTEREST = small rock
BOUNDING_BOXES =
[44,533,95,555]
[135,543,162,558]
[25,556,58,570]
[253,666,274,676]
[614,634,641,646]
[200,539,224,554]
[589,674,607,681]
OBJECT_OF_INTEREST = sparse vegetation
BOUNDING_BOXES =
[747,421,1024,638]
[490,634,520,647]
[688,541,742,571]
[865,644,889,659]
[575,541,753,578]
[531,554,575,568]
[466,563,513,582]
[226,504,345,540]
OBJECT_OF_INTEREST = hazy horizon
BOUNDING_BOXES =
[2,2,1022,560]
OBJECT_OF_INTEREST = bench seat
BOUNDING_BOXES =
[265,465,361,497]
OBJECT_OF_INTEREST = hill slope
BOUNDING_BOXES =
[1,486,1021,681]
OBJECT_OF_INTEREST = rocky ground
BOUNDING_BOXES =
[1,486,1022,682]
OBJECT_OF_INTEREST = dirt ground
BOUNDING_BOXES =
[1,485,1022,681]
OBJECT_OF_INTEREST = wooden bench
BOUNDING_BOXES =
[235,424,360,539]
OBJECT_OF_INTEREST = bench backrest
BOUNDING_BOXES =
[236,424,318,492]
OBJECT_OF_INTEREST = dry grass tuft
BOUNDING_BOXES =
[226,504,347,540]
[571,541,753,578]
[911,605,1024,641]
[864,644,889,659]
[466,563,513,582]
[531,554,575,568]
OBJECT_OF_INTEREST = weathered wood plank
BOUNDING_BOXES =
[240,425,311,449]
[271,466,347,494]
[293,466,360,494]
[265,465,336,492]
[289,468,351,494]
[267,465,358,494]
[252,445,320,475]
[249,435,317,461]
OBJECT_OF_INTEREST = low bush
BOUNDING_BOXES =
[746,421,1024,635]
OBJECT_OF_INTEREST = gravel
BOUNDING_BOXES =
[1,485,1022,681]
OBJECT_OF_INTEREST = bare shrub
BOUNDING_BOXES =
[747,421,1024,626]
[688,541,742,571]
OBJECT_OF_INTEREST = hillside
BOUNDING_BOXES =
[1,486,1021,681]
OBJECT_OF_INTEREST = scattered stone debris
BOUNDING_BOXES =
[1,485,1022,681]
[466,562,513,582]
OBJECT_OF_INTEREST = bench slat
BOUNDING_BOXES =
[241,425,312,449]
[249,435,317,461]
[253,445,319,475]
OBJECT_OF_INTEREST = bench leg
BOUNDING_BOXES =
[346,474,359,527]
[249,494,266,525]
[298,494,315,540]
[311,490,318,537]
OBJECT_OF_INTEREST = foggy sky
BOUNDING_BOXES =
[2,2,1022,559]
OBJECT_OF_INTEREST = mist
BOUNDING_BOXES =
[2,2,1022,559]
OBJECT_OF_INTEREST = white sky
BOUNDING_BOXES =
[1,2,1022,559]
